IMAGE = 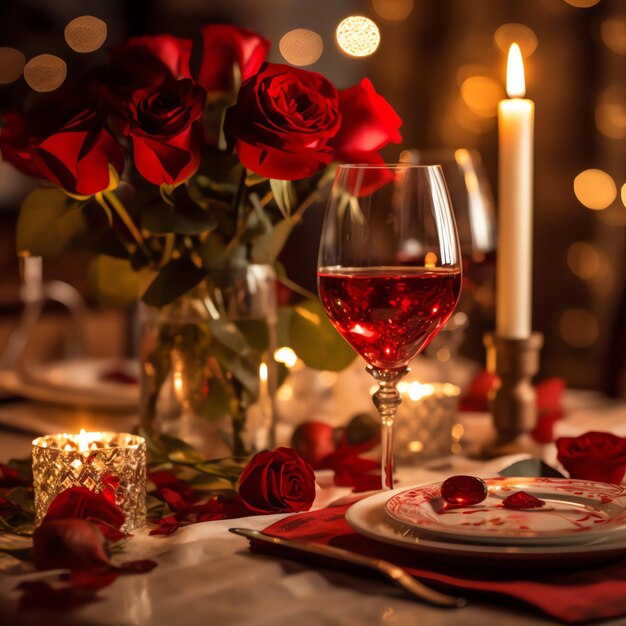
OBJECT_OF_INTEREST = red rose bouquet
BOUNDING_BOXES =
[1,25,402,456]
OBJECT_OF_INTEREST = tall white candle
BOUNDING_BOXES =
[496,43,534,339]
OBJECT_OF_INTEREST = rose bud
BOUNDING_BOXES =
[291,422,336,468]
[346,413,379,445]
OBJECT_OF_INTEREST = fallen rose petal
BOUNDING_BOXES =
[43,487,125,532]
[113,559,158,574]
[17,580,104,612]
[66,569,118,589]
[33,519,110,571]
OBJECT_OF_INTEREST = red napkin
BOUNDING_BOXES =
[258,504,626,624]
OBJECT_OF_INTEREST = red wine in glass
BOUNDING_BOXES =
[318,267,462,370]
[317,164,462,490]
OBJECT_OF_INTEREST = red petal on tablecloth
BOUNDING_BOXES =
[259,504,626,624]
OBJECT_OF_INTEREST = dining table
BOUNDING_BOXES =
[0,388,625,626]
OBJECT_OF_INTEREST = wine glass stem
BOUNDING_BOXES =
[367,366,408,490]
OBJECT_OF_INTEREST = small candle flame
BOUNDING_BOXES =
[76,428,91,452]
[506,43,525,98]
[259,362,268,382]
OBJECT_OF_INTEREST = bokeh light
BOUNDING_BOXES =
[573,169,617,210]
[336,16,380,57]
[372,0,414,21]
[597,204,626,227]
[567,241,604,280]
[64,15,107,53]
[279,29,323,66]
[563,0,601,7]
[595,86,626,139]
[559,308,599,347]
[0,47,26,84]
[460,76,504,117]
[23,54,67,92]
[601,16,626,54]
[274,347,298,368]
[456,64,490,85]
[494,23,538,57]
[622,182,626,207]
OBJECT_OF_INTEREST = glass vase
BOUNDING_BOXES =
[139,265,277,459]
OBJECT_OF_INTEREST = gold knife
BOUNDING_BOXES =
[229,527,466,608]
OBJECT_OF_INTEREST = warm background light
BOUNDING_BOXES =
[601,16,626,54]
[622,182,626,207]
[595,86,626,139]
[563,0,601,7]
[336,16,380,57]
[559,308,599,347]
[567,241,602,280]
[506,43,525,97]
[64,15,108,53]
[494,23,538,58]
[0,47,26,84]
[573,168,617,210]
[372,0,414,21]
[461,75,504,117]
[279,28,323,66]
[23,54,67,92]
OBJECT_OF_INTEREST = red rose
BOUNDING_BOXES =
[332,78,402,162]
[556,431,626,484]
[199,24,270,94]
[43,486,125,540]
[0,105,123,196]
[102,34,193,109]
[125,78,206,185]
[224,63,341,180]
[237,447,316,514]
[35,107,123,196]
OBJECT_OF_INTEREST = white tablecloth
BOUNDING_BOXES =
[0,391,625,626]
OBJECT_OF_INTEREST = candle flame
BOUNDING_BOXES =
[506,43,525,98]
[76,428,90,452]
[259,362,268,382]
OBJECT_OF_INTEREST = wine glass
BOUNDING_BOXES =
[317,164,462,490]
[403,149,496,316]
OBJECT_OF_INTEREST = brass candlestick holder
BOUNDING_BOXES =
[482,332,544,458]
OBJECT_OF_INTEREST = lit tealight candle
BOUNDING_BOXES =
[32,430,146,531]
[393,382,462,461]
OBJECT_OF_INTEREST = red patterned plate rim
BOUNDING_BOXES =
[384,477,626,545]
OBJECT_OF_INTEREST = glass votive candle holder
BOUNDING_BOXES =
[393,382,462,463]
[32,430,147,532]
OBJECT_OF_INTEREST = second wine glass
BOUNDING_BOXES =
[317,164,462,490]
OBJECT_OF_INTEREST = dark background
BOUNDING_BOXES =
[0,0,624,391]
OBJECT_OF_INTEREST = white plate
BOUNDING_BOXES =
[346,488,626,566]
[384,477,626,546]
[0,358,139,411]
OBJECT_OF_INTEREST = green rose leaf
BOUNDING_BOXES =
[142,258,206,307]
[288,298,356,371]
[87,255,147,308]
[143,188,218,235]
[251,218,296,264]
[269,179,296,218]
[16,187,86,257]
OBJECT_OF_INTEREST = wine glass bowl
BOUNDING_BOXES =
[317,164,462,489]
